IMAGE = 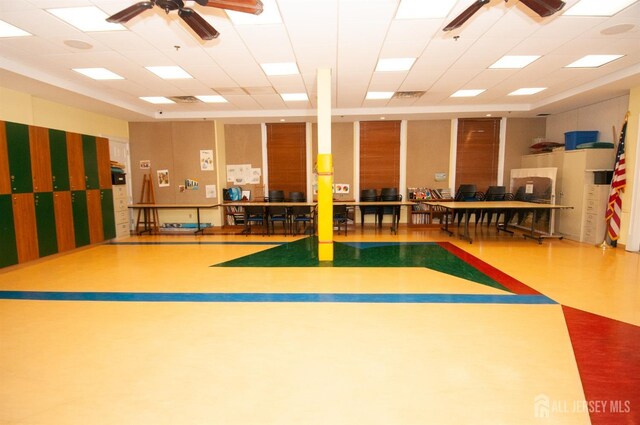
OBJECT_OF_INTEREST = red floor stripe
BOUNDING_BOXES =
[562,305,640,424]
[436,242,541,295]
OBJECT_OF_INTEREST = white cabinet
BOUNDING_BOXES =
[521,149,614,242]
[582,184,609,244]
[112,184,130,237]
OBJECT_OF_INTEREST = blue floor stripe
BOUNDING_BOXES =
[0,291,556,304]
[108,241,281,246]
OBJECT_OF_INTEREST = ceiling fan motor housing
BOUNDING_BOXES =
[155,0,184,13]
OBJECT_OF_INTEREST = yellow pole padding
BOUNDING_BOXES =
[317,153,333,261]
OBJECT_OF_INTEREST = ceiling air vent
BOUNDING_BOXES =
[392,91,425,99]
[168,96,202,104]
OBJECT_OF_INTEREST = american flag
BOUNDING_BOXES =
[605,114,628,247]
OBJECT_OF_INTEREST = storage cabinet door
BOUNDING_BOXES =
[86,189,104,244]
[53,191,75,253]
[0,194,18,268]
[6,122,33,194]
[49,129,70,191]
[71,190,90,247]
[34,192,58,257]
[0,122,11,195]
[101,189,116,240]
[29,126,53,193]
[96,137,112,189]
[66,132,85,191]
[83,135,100,190]
[12,193,39,263]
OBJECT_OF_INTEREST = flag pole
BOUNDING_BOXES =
[597,124,617,249]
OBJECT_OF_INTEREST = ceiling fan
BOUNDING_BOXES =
[443,0,566,32]
[106,0,263,40]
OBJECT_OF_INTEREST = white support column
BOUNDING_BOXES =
[261,123,268,195]
[305,122,313,202]
[498,117,507,186]
[316,68,333,261]
[399,120,408,222]
[449,118,458,193]
[354,122,360,201]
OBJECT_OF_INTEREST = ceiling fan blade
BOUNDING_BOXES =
[106,2,154,23]
[205,0,263,15]
[178,8,220,40]
[443,0,490,31]
[519,0,566,17]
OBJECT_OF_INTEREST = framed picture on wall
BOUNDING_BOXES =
[157,170,170,187]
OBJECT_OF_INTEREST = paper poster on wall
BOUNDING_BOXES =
[200,150,214,171]
[157,170,169,187]
[526,183,534,194]
[185,178,199,190]
[335,183,350,194]
[226,165,237,183]
[205,184,216,198]
[249,168,261,184]
[140,160,151,170]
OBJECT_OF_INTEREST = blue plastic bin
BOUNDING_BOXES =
[564,131,598,150]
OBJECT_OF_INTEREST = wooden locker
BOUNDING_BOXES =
[49,129,70,191]
[0,122,11,195]
[96,137,112,189]
[82,135,100,190]
[12,193,39,263]
[53,191,76,253]
[29,126,53,192]
[6,122,33,194]
[0,194,18,268]
[86,189,104,244]
[34,192,58,257]
[66,132,85,191]
[71,190,90,248]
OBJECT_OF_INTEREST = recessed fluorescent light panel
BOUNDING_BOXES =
[280,93,308,101]
[146,66,193,79]
[47,7,124,32]
[365,92,394,100]
[564,0,637,16]
[375,58,416,72]
[73,68,124,80]
[565,54,624,68]
[261,62,299,76]
[451,89,485,98]
[140,97,175,104]
[0,20,31,37]
[195,95,228,103]
[490,55,541,69]
[227,0,281,24]
[508,87,546,96]
[395,0,457,19]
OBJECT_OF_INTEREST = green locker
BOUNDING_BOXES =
[71,190,90,248]
[5,122,33,193]
[101,189,116,240]
[49,129,70,191]
[34,192,58,258]
[82,135,99,190]
[0,194,18,268]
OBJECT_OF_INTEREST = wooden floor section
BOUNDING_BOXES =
[0,225,638,425]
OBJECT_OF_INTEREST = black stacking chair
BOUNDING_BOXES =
[359,188,378,227]
[453,184,478,226]
[288,191,314,235]
[333,204,349,235]
[244,205,266,235]
[479,185,506,226]
[267,189,287,235]
[377,187,402,228]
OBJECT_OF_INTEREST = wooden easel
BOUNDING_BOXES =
[136,173,159,234]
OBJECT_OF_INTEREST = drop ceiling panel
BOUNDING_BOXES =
[368,72,406,91]
[379,19,441,58]
[1,8,83,37]
[253,94,288,109]
[235,24,295,63]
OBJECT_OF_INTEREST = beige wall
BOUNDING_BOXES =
[312,122,355,200]
[503,117,547,184]
[0,86,128,139]
[620,86,639,247]
[406,120,451,191]
[224,124,263,200]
